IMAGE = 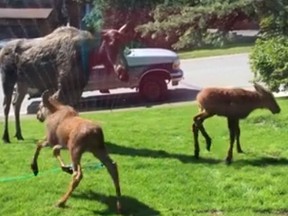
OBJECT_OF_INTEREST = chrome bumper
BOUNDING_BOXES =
[170,69,184,86]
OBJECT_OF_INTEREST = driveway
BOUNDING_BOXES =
[0,53,254,116]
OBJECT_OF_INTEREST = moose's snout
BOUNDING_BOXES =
[271,103,281,114]
[272,107,281,114]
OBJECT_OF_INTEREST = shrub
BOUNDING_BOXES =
[250,36,288,92]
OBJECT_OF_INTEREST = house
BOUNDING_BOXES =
[0,8,58,39]
[0,0,86,39]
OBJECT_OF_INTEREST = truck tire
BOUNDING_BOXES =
[139,76,168,102]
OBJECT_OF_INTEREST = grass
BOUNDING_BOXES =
[178,43,254,59]
[1,100,288,216]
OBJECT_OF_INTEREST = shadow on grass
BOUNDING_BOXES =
[233,156,288,167]
[10,138,39,145]
[254,208,288,215]
[73,191,160,216]
[106,142,222,164]
[107,141,288,166]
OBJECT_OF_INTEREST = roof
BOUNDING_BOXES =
[0,8,53,19]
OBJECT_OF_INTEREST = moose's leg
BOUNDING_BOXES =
[56,148,83,207]
[1,68,17,143]
[52,82,69,105]
[31,139,49,176]
[93,148,122,213]
[193,111,213,151]
[69,87,84,107]
[115,64,129,82]
[53,80,84,106]
[13,82,27,140]
[115,49,129,82]
[226,118,237,164]
[192,123,200,158]
[103,53,116,75]
[235,119,244,153]
[2,83,15,143]
[2,94,12,143]
[53,145,66,167]
[53,145,73,175]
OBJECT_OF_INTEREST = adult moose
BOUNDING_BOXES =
[0,24,130,143]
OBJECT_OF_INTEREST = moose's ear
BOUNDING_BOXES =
[118,23,129,34]
[253,82,268,94]
[41,90,51,106]
[41,90,60,113]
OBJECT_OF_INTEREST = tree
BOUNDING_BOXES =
[254,0,288,38]
[80,0,163,47]
[82,0,162,30]
[136,0,256,50]
[250,37,288,92]
[81,0,258,49]
[250,0,288,92]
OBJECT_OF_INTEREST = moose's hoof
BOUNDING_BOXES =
[194,151,200,159]
[55,201,66,208]
[225,158,232,165]
[31,163,39,176]
[2,136,10,144]
[206,138,212,151]
[61,165,73,175]
[15,133,24,141]
[237,149,244,154]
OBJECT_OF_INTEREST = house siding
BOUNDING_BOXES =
[0,0,84,39]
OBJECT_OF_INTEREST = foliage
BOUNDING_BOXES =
[249,1,288,91]
[250,36,288,92]
[1,102,288,215]
[81,0,163,47]
[81,0,257,49]
[81,0,105,31]
[253,0,288,38]
[136,0,256,50]
[83,0,162,29]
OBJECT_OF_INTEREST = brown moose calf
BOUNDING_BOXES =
[31,91,121,211]
[192,83,281,164]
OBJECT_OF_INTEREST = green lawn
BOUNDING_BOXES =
[0,100,288,216]
[178,43,253,59]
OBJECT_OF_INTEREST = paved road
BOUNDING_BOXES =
[179,53,253,89]
[0,53,253,116]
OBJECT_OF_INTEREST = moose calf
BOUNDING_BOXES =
[192,83,281,164]
[31,91,121,211]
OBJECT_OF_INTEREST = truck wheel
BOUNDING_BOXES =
[139,76,168,102]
